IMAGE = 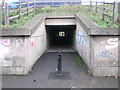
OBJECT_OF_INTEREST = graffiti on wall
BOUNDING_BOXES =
[96,50,117,58]
[105,38,118,49]
[0,39,10,46]
[30,42,36,47]
[30,39,36,47]
[12,39,23,47]
[76,33,85,44]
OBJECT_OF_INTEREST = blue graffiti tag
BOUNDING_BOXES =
[76,34,84,44]
[96,50,117,58]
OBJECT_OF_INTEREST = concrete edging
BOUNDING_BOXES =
[76,14,119,36]
[0,15,46,36]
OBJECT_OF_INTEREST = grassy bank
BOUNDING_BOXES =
[79,6,119,27]
[1,5,119,28]
[36,5,119,27]
[1,14,37,28]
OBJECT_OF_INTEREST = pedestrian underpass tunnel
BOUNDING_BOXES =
[1,15,119,77]
[46,25,76,49]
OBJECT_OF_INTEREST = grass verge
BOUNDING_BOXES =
[75,54,85,68]
[1,5,119,28]
[1,14,37,28]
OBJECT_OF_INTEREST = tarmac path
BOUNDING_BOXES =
[2,52,118,88]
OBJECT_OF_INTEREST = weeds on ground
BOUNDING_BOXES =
[75,55,85,68]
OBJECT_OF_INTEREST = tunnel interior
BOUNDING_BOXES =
[46,25,76,49]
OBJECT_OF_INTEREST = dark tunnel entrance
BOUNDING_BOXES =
[46,25,76,50]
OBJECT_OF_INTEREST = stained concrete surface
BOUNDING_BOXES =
[2,52,118,88]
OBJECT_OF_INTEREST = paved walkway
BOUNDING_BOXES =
[2,52,118,88]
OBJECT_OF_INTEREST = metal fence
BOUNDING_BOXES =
[1,0,119,25]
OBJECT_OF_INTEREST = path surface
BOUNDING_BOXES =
[2,52,118,88]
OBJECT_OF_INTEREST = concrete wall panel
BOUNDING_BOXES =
[93,67,118,76]
[0,37,26,74]
[26,22,46,72]
[92,36,119,67]
[76,14,119,76]
[75,21,91,68]
[91,36,119,76]
[0,20,46,75]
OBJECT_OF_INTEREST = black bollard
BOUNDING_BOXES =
[57,52,62,75]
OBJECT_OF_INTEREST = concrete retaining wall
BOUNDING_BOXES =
[75,20,91,68]
[0,15,46,75]
[25,21,46,74]
[0,37,26,74]
[91,36,119,76]
[76,14,119,77]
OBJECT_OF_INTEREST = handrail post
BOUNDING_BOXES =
[19,2,21,18]
[52,1,54,15]
[89,0,92,11]
[27,2,29,16]
[33,1,36,14]
[95,0,98,13]
[4,3,9,25]
[102,1,105,20]
[113,1,118,22]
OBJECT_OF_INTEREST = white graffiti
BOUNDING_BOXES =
[100,41,104,44]
[105,38,118,49]
[107,38,118,44]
